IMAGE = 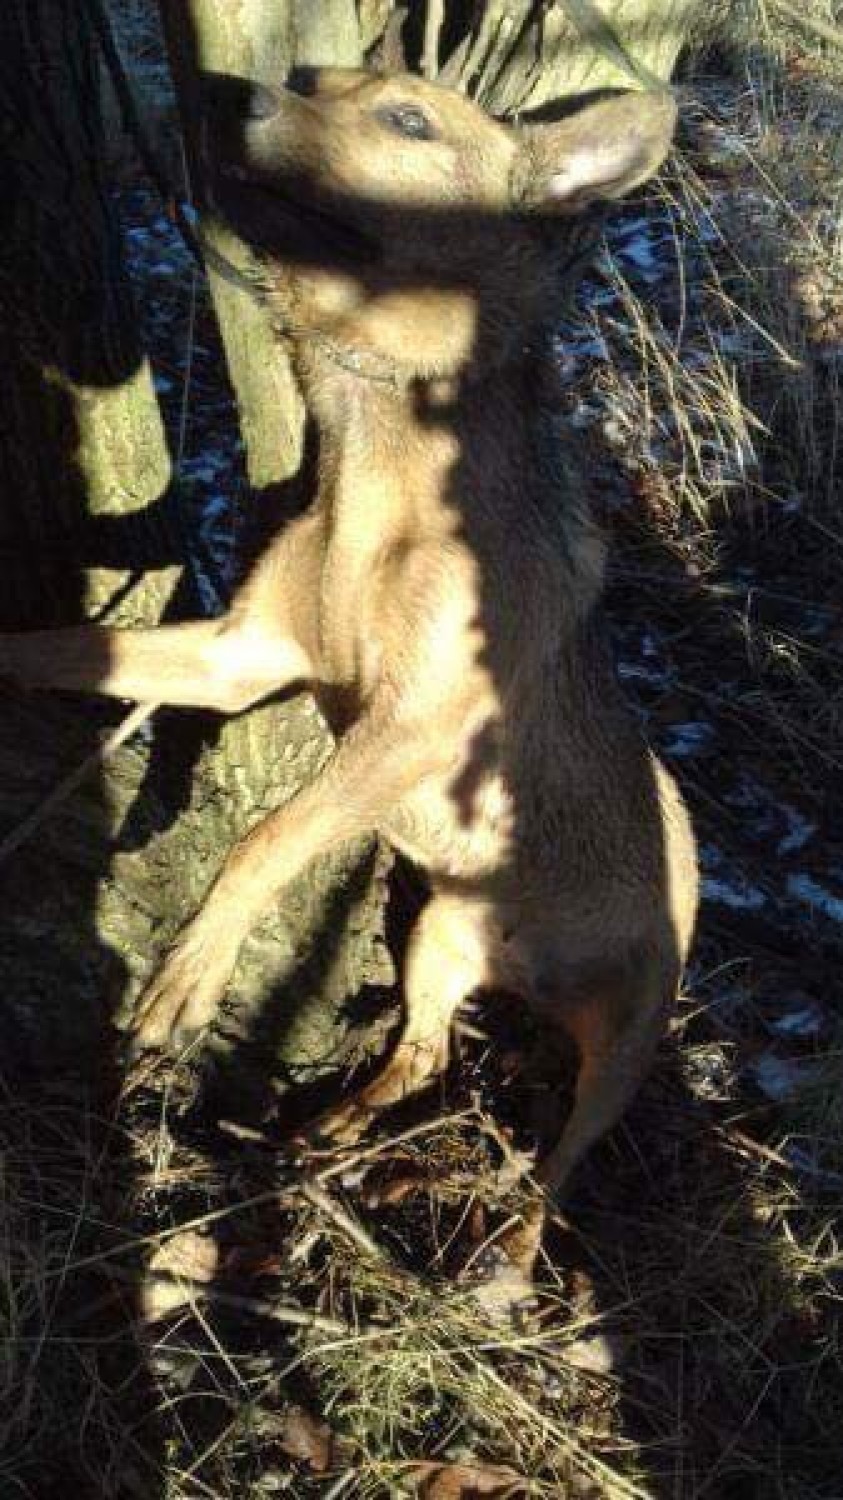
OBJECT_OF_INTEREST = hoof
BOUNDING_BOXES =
[128,934,230,1057]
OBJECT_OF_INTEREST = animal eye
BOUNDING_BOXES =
[376,104,436,140]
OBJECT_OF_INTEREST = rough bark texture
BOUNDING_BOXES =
[0,2,176,628]
[0,0,179,1078]
[437,0,726,110]
[0,11,182,1483]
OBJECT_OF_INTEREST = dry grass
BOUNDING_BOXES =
[568,52,843,528]
[2,1044,841,1496]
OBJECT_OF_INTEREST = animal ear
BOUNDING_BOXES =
[515,91,677,215]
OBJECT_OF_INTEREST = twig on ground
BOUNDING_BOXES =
[136,1269,350,1336]
[312,1112,476,1181]
[300,1179,388,1263]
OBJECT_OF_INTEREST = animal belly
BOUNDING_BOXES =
[384,773,514,885]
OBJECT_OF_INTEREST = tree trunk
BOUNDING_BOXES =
[0,4,176,629]
[0,0,178,1068]
[435,0,726,111]
[156,0,365,492]
[150,0,395,1094]
[0,3,183,1488]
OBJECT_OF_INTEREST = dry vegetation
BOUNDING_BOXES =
[2,4,843,1497]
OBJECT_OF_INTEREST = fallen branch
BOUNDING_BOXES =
[300,1178,388,1263]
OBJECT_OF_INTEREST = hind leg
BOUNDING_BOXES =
[537,960,673,1198]
[320,893,494,1141]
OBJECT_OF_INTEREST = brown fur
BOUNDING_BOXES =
[0,69,697,1194]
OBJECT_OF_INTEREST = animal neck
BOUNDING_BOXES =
[288,314,534,432]
[271,260,531,392]
[293,334,523,474]
[300,340,464,478]
[288,326,605,618]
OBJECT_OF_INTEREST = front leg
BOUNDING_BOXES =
[131,712,447,1052]
[131,914,243,1053]
[0,507,320,711]
[0,615,310,712]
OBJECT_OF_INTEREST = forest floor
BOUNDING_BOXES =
[2,6,843,1499]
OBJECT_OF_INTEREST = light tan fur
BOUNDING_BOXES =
[0,69,697,1193]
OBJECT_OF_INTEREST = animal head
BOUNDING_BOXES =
[212,67,676,377]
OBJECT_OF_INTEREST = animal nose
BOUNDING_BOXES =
[243,82,282,120]
[285,66,318,97]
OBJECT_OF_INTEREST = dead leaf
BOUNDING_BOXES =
[141,1229,218,1321]
[466,1202,487,1245]
[464,1205,544,1323]
[278,1404,334,1473]
[415,1459,524,1497]
[363,1166,429,1207]
[563,1330,627,1374]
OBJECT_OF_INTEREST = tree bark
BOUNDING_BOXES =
[438,0,725,111]
[0,2,176,629]
[156,0,365,491]
[0,4,183,1488]
[0,0,178,1073]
